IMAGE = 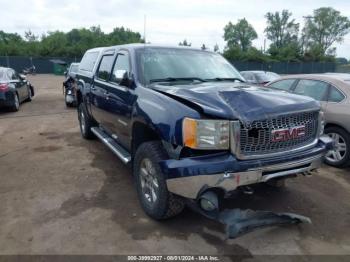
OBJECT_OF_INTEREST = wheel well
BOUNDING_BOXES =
[76,89,82,106]
[132,122,161,155]
[325,123,348,133]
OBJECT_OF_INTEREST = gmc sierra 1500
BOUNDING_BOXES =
[75,44,332,222]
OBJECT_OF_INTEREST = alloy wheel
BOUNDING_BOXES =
[325,132,347,163]
[139,158,159,205]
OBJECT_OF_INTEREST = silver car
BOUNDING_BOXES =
[267,73,350,168]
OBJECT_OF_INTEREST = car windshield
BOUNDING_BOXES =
[255,72,279,82]
[136,47,244,85]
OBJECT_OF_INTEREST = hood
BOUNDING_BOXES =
[150,82,320,125]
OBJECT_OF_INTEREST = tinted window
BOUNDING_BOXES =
[111,52,130,83]
[11,70,19,80]
[269,79,295,91]
[97,55,114,81]
[294,80,328,101]
[79,51,99,72]
[328,86,345,102]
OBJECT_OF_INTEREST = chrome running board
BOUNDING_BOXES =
[91,127,131,164]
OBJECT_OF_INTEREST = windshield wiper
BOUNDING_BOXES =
[206,77,245,83]
[149,77,207,83]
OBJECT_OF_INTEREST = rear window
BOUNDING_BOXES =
[294,79,329,101]
[328,86,345,102]
[69,64,79,73]
[0,69,10,80]
[79,51,99,72]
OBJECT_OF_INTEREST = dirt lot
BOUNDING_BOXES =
[0,74,350,258]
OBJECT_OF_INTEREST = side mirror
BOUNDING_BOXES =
[113,70,133,87]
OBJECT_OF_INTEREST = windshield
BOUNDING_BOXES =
[256,72,279,82]
[136,48,244,85]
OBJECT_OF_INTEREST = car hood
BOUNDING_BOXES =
[149,82,320,125]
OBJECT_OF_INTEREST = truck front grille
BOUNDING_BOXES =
[237,111,319,158]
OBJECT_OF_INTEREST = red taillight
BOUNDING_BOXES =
[0,83,9,92]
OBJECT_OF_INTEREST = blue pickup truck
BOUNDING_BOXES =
[75,44,332,220]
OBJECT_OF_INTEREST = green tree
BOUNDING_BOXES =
[224,18,257,51]
[179,39,191,46]
[265,10,299,48]
[303,7,350,55]
[213,43,219,52]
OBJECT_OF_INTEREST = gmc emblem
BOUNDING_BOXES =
[271,126,306,142]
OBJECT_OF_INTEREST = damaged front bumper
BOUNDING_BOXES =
[162,136,333,199]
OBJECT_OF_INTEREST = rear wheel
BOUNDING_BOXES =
[78,103,95,139]
[133,141,184,220]
[325,127,350,168]
[26,87,32,102]
[10,93,20,112]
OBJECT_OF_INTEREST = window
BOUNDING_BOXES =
[269,79,295,91]
[111,51,130,84]
[241,72,255,81]
[293,80,328,101]
[97,55,114,81]
[79,51,99,72]
[328,86,345,102]
[11,70,19,80]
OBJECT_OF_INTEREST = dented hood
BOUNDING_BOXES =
[150,82,320,124]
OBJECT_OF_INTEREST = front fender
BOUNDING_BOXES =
[131,86,200,145]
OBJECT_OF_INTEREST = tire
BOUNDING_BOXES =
[26,87,32,102]
[325,126,350,168]
[133,141,185,220]
[10,93,20,112]
[78,103,95,139]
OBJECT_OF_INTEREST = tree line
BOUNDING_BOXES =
[0,26,143,58]
[221,7,350,62]
[0,7,349,62]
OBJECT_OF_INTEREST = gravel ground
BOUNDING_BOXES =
[0,74,350,259]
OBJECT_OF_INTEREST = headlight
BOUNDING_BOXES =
[319,111,325,136]
[182,118,229,149]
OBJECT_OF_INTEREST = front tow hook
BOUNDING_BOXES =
[189,191,311,239]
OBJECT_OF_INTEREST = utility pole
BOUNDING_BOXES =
[144,15,146,44]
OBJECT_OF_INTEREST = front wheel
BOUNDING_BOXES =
[133,141,184,220]
[325,127,350,168]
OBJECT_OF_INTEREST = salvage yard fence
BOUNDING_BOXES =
[231,61,337,74]
[0,56,341,75]
[0,56,80,74]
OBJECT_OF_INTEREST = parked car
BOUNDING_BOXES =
[267,74,350,167]
[0,67,34,111]
[240,71,280,85]
[63,63,79,107]
[75,44,331,220]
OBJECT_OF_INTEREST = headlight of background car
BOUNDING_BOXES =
[182,118,229,149]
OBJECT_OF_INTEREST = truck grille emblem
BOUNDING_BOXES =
[271,125,306,142]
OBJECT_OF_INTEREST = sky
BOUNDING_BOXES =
[1,0,350,57]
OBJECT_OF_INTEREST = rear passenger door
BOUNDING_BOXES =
[90,51,116,130]
[102,50,136,149]
[292,79,329,111]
